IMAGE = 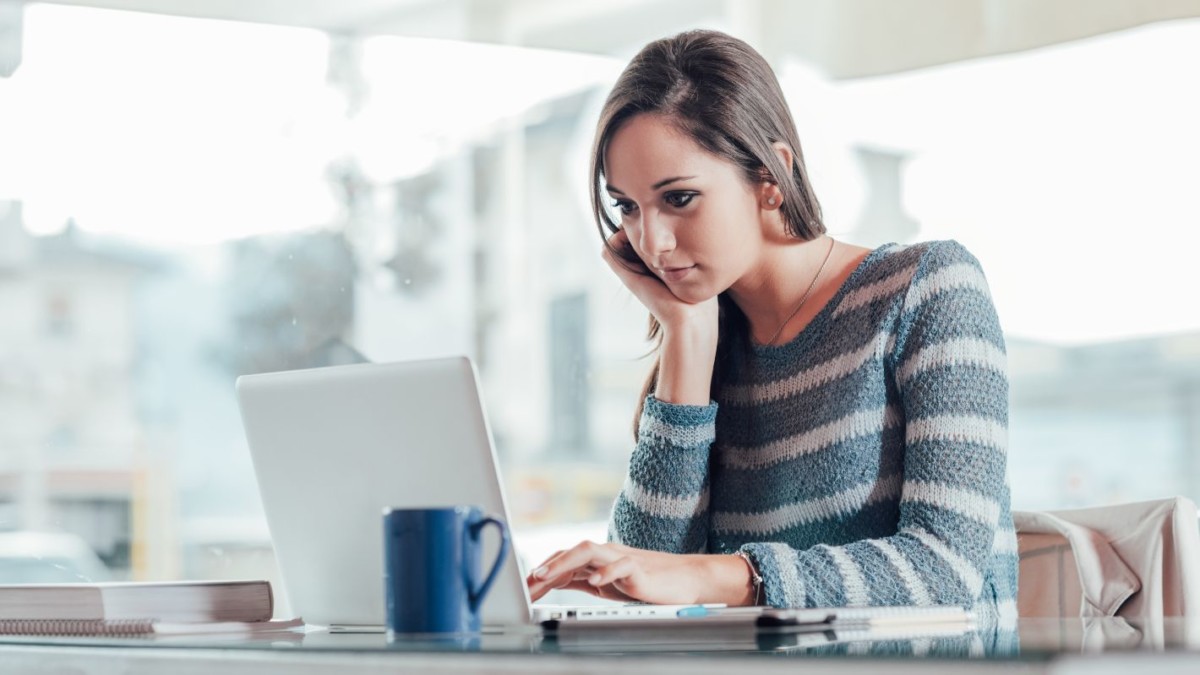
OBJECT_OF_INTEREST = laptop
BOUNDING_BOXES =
[235,356,715,631]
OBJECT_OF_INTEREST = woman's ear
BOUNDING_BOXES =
[759,142,794,210]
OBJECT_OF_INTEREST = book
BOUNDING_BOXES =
[0,580,274,624]
[0,617,304,638]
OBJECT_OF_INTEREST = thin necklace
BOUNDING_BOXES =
[764,237,837,346]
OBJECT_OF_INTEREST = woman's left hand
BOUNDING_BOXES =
[525,541,746,605]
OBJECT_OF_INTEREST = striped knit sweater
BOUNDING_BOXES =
[608,240,1018,618]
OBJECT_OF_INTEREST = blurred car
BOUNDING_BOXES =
[0,531,112,584]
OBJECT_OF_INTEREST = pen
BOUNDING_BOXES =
[676,606,764,619]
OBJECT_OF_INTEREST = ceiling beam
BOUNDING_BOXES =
[34,0,1200,79]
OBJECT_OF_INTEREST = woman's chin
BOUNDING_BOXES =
[667,284,717,305]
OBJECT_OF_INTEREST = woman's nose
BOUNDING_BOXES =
[638,212,675,257]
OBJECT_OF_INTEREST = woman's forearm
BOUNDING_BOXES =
[655,318,719,406]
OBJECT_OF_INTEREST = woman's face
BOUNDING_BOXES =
[604,113,764,303]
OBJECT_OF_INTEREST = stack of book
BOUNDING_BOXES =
[0,580,302,637]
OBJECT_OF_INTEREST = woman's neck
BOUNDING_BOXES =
[726,235,840,344]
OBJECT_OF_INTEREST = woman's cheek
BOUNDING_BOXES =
[623,226,644,257]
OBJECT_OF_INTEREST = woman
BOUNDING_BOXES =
[525,29,1017,618]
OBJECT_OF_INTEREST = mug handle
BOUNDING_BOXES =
[467,516,510,613]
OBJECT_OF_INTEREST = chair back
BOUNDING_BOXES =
[1015,496,1200,618]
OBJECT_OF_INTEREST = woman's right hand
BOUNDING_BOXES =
[601,229,719,331]
[602,228,719,406]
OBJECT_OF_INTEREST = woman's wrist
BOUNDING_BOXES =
[692,553,759,606]
[732,551,764,606]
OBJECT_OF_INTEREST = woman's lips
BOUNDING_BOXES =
[660,265,696,282]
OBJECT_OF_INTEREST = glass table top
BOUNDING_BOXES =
[1,617,1198,662]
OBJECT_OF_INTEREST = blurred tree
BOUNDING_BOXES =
[223,231,357,375]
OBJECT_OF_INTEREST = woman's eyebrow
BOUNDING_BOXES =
[606,175,697,195]
[652,175,696,190]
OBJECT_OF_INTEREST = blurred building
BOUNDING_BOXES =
[0,201,172,580]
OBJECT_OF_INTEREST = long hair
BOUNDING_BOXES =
[589,30,826,438]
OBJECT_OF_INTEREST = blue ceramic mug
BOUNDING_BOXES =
[382,506,509,636]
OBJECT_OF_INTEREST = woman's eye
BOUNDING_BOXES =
[664,192,696,208]
[611,199,636,215]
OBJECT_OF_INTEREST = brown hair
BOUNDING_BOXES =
[588,30,827,438]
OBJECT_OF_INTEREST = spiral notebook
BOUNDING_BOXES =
[0,617,304,637]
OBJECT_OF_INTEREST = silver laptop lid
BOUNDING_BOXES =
[236,356,531,628]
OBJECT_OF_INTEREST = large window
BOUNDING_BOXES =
[1,3,1197,610]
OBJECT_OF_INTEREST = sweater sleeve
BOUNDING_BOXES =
[607,394,718,554]
[740,240,1010,609]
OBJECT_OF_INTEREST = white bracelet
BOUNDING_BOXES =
[733,550,763,606]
